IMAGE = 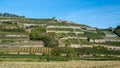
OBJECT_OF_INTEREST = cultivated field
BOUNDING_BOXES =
[0,60,120,68]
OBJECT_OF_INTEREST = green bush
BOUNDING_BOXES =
[30,32,59,47]
[32,27,46,33]
[51,47,77,60]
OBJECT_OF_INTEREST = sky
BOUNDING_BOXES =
[0,0,120,28]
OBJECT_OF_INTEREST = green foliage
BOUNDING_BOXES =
[49,56,69,61]
[0,28,25,32]
[84,32,103,39]
[98,42,120,46]
[0,13,25,18]
[32,27,46,33]
[96,30,106,36]
[57,33,74,38]
[107,27,113,31]
[116,25,120,29]
[64,39,80,44]
[43,34,59,47]
[80,39,90,44]
[113,29,120,37]
[0,54,39,59]
[39,47,77,61]
[74,46,120,55]
[47,28,73,31]
[30,27,46,40]
[51,47,77,59]
[30,31,59,47]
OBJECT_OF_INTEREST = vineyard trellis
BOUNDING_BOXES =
[0,47,52,55]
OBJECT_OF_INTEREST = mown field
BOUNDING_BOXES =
[0,60,120,68]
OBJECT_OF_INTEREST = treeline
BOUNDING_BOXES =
[74,46,120,55]
[0,13,25,18]
[39,46,120,61]
[113,25,120,37]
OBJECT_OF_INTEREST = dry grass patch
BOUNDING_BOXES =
[0,60,120,68]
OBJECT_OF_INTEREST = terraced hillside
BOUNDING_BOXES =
[0,13,120,62]
[0,13,120,53]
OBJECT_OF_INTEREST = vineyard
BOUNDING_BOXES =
[0,47,51,55]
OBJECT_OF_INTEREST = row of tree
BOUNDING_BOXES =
[0,13,25,18]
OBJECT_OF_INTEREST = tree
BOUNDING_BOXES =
[108,27,113,31]
[0,12,25,18]
[30,31,59,47]
[52,17,56,20]
[0,13,2,16]
[116,25,120,29]
[42,34,59,47]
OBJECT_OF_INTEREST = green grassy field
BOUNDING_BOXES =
[0,60,120,68]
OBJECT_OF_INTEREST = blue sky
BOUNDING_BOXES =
[0,0,120,28]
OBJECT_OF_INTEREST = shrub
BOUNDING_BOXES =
[51,47,77,60]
